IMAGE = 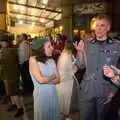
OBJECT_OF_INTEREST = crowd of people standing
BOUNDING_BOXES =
[30,14,120,120]
[0,14,120,120]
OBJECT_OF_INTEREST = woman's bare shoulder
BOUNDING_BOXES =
[29,56,36,63]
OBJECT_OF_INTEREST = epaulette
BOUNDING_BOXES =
[107,37,113,44]
[90,37,96,44]
[112,39,120,44]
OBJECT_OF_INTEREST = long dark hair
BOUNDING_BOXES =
[32,45,49,63]
[64,41,77,56]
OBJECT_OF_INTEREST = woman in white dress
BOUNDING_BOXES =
[57,41,77,120]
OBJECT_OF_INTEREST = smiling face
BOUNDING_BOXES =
[44,41,53,57]
[95,18,110,40]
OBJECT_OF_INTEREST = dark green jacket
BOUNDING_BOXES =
[1,47,20,81]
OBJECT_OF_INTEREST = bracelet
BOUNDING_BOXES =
[111,74,120,86]
[111,74,120,80]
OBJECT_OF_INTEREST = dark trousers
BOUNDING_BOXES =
[104,89,120,120]
[0,80,5,96]
[79,96,107,120]
[20,60,33,94]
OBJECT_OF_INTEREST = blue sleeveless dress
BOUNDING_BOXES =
[30,59,60,120]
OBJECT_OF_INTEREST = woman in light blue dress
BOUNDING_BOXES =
[29,37,60,120]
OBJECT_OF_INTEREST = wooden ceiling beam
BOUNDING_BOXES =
[10,11,58,21]
[8,1,61,14]
[9,16,45,27]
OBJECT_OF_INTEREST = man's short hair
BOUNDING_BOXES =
[22,33,28,40]
[96,14,111,24]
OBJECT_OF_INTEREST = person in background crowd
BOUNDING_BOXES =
[0,42,8,104]
[52,34,66,63]
[18,33,33,93]
[57,40,77,120]
[29,37,60,120]
[71,38,86,116]
[28,35,31,41]
[0,44,4,101]
[90,30,95,40]
[84,30,95,41]
[18,33,30,65]
[73,33,80,44]
[103,58,120,120]
[16,35,20,42]
[1,40,24,117]
[74,14,120,120]
[113,33,120,41]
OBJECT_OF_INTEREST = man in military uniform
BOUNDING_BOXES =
[75,14,120,120]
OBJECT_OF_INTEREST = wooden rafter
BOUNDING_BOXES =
[8,1,61,13]
[10,11,58,21]
[10,16,45,26]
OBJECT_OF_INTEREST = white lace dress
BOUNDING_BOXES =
[57,50,75,115]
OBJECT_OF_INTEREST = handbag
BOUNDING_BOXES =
[74,67,86,84]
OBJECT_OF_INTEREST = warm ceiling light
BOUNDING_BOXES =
[13,5,18,10]
[18,20,23,24]
[91,17,96,30]
[40,18,45,23]
[42,0,48,4]
[32,22,35,25]
[17,15,20,18]
[20,6,25,11]
[41,5,45,8]
[73,29,79,34]
[18,0,23,4]
[59,26,63,31]
[31,17,36,20]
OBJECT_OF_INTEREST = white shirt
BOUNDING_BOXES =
[18,40,30,64]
